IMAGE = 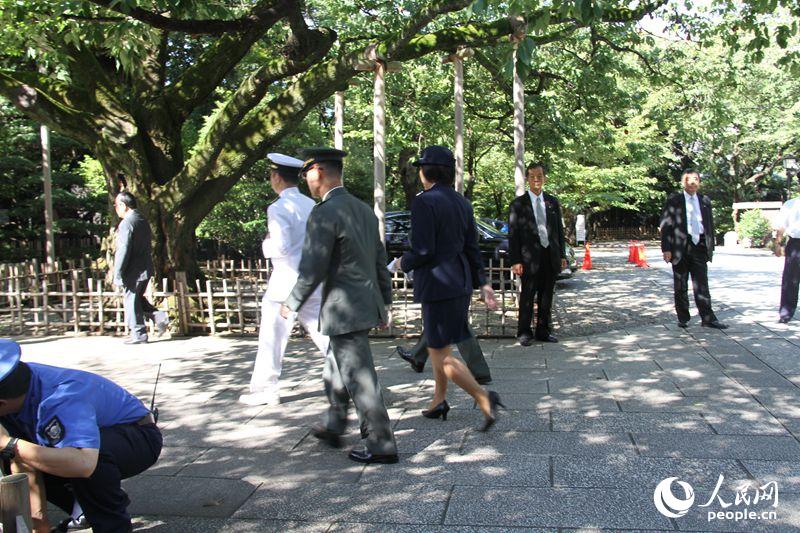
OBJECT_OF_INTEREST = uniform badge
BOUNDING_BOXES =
[42,416,65,445]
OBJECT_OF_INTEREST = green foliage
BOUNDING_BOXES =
[737,208,773,246]
[0,98,105,261]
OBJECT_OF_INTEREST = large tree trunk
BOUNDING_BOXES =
[397,147,419,209]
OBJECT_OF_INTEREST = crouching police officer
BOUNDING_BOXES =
[0,339,162,532]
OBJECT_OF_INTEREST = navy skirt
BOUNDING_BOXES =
[422,294,472,349]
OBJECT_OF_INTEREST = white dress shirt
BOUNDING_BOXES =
[683,191,704,245]
[776,197,800,239]
[528,190,549,248]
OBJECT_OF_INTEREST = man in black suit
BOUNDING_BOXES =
[660,169,727,329]
[113,192,168,344]
[508,162,568,345]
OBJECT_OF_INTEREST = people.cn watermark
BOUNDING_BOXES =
[654,474,778,523]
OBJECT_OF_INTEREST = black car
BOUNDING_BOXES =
[384,211,509,267]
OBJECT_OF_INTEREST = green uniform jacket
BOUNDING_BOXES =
[285,187,392,336]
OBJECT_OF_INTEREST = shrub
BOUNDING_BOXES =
[737,209,773,247]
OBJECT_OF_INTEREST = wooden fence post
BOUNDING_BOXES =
[206,280,216,334]
[175,272,189,335]
[97,279,105,335]
[71,269,80,334]
[1,473,34,532]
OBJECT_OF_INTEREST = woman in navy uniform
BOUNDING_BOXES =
[399,146,504,431]
[0,339,162,533]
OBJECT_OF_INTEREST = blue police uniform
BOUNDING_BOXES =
[0,341,162,533]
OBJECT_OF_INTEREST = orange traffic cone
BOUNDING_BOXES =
[627,241,638,263]
[581,242,592,270]
[636,242,650,268]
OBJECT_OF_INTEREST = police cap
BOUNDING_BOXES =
[299,148,347,174]
[0,339,21,382]
[412,145,455,168]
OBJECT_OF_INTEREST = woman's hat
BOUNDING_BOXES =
[413,145,455,168]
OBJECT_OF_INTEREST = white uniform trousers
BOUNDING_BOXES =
[248,293,329,394]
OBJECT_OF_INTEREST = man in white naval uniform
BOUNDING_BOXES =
[239,153,329,406]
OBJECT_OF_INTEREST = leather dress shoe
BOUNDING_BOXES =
[396,346,424,373]
[311,426,342,448]
[677,321,688,328]
[475,376,493,385]
[517,334,534,346]
[348,447,399,464]
[535,334,558,343]
[779,317,791,324]
[701,320,728,330]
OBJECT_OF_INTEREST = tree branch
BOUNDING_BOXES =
[164,0,288,121]
[85,0,270,34]
[385,0,474,56]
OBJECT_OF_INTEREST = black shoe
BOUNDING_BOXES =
[517,334,533,346]
[677,321,688,328]
[478,391,506,432]
[311,426,342,448]
[348,447,399,464]
[422,400,450,420]
[475,376,493,385]
[701,320,728,330]
[396,346,424,373]
[779,317,791,324]
[124,338,147,345]
[535,334,558,343]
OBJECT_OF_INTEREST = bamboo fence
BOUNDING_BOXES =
[0,258,519,338]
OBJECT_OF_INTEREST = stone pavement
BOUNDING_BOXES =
[13,245,800,532]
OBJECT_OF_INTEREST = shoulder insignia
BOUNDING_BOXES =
[42,416,65,446]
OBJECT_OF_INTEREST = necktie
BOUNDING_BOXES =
[689,196,700,245]
[536,196,549,248]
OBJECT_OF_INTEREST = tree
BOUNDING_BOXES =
[0,0,666,278]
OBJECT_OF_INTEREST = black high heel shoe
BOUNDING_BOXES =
[478,391,505,432]
[422,400,450,420]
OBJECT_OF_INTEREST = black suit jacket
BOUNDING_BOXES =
[114,210,154,288]
[660,192,715,265]
[508,191,567,275]
[401,184,486,302]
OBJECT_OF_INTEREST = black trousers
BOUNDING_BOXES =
[672,240,717,324]
[517,247,556,338]
[44,423,162,533]
[123,278,158,340]
[780,237,800,320]
[409,325,492,380]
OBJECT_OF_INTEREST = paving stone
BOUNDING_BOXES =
[444,486,673,529]
[552,412,713,433]
[133,516,332,532]
[553,455,750,491]
[328,523,556,532]
[633,434,800,461]
[233,481,449,523]
[178,448,364,483]
[703,413,791,436]
[125,475,259,517]
[740,460,800,494]
[359,450,550,487]
[462,431,636,457]
[143,446,210,476]
[395,408,550,432]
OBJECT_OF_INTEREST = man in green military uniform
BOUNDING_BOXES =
[281,148,398,464]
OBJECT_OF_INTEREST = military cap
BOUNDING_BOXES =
[0,339,21,382]
[299,147,347,173]
[267,153,304,175]
[412,145,455,168]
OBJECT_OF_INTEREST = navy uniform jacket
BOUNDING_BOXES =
[0,363,149,449]
[508,191,567,275]
[401,183,486,302]
[114,210,154,288]
[660,192,715,265]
